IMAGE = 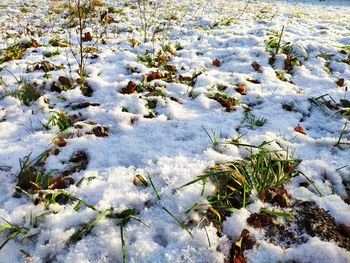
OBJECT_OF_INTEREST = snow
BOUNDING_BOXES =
[0,0,350,262]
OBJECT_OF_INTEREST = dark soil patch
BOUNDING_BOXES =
[248,201,350,250]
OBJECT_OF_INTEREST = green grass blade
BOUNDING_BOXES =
[162,207,192,237]
[147,173,161,200]
[261,208,293,219]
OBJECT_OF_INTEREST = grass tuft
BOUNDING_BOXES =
[180,145,301,222]
[0,217,29,250]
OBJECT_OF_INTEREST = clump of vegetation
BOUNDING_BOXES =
[0,74,41,105]
[0,217,29,250]
[43,49,60,58]
[209,92,240,111]
[265,26,301,72]
[15,151,52,194]
[48,37,69,47]
[0,39,38,64]
[68,208,110,244]
[44,111,73,131]
[15,79,41,106]
[121,81,165,97]
[213,16,234,27]
[265,26,285,63]
[275,70,288,82]
[180,143,301,222]
[241,111,267,129]
[309,93,350,117]
[14,150,74,199]
[139,43,177,68]
[145,99,157,109]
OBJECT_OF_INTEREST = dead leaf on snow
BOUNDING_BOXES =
[252,61,262,73]
[235,83,246,95]
[212,58,221,67]
[121,81,137,94]
[336,78,345,87]
[55,136,67,147]
[294,124,306,135]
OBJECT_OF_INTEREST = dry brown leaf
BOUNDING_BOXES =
[212,58,221,67]
[179,75,192,82]
[48,176,74,190]
[294,124,306,135]
[164,64,177,72]
[247,79,261,84]
[336,78,345,87]
[73,102,100,109]
[121,81,137,94]
[84,120,96,125]
[58,76,71,86]
[235,83,246,95]
[252,61,262,72]
[55,136,67,147]
[82,32,93,42]
[91,126,108,137]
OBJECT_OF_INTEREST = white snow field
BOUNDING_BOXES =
[0,0,349,262]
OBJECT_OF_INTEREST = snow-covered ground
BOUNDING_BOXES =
[0,0,349,262]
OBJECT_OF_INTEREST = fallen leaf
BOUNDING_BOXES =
[55,136,67,147]
[145,71,170,82]
[179,75,192,82]
[247,79,261,84]
[84,120,96,125]
[263,188,289,207]
[212,58,221,67]
[233,253,246,263]
[92,0,103,6]
[235,83,246,95]
[82,32,93,42]
[252,61,262,72]
[51,81,61,92]
[336,78,345,87]
[170,96,181,103]
[229,229,253,263]
[91,126,108,137]
[68,112,84,123]
[48,176,74,190]
[164,64,177,72]
[294,124,306,135]
[61,151,89,177]
[121,81,137,94]
[70,151,88,164]
[72,102,100,109]
[58,76,71,87]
